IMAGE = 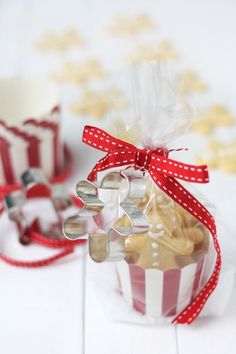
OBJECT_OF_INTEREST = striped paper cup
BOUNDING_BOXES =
[0,77,63,184]
[117,254,209,319]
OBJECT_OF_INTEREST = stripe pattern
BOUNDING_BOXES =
[0,106,63,184]
[117,256,207,319]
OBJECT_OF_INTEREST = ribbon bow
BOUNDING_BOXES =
[83,125,221,325]
[83,126,209,184]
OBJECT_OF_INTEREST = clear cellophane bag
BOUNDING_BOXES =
[86,63,234,325]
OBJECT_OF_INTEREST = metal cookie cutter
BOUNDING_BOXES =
[4,169,72,244]
[63,170,150,262]
[22,168,72,215]
[4,190,28,244]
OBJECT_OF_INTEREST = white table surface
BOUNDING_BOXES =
[0,1,236,353]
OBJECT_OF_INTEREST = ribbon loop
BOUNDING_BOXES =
[83,125,209,185]
[83,125,136,153]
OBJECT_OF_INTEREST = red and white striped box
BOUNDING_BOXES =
[0,77,63,184]
[117,254,209,318]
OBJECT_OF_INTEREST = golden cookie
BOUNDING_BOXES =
[106,13,155,37]
[191,105,235,135]
[125,233,149,253]
[34,28,85,53]
[178,70,207,96]
[183,227,204,244]
[157,234,194,256]
[70,88,126,119]
[197,138,236,173]
[51,59,105,85]
[126,40,179,63]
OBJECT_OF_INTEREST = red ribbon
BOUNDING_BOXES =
[0,196,86,268]
[83,125,221,325]
[0,227,86,268]
[0,146,86,267]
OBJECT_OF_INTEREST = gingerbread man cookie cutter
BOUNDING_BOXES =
[63,170,150,262]
[4,168,72,244]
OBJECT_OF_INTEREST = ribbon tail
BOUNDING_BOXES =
[149,169,221,324]
[151,155,209,183]
[173,253,221,324]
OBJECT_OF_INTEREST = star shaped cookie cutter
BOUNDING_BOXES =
[63,170,150,262]
[4,168,72,244]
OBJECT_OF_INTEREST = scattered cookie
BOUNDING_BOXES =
[178,70,207,96]
[70,88,126,119]
[34,28,85,53]
[105,13,155,37]
[191,105,235,135]
[197,139,236,173]
[126,40,179,63]
[51,59,105,85]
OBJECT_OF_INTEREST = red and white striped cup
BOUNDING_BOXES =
[0,77,63,184]
[117,254,211,319]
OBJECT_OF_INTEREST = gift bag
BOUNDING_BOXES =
[63,63,222,325]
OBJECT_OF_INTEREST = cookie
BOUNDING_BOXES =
[126,40,179,63]
[178,70,207,96]
[191,105,235,135]
[197,138,236,173]
[52,59,105,85]
[70,88,126,119]
[105,13,155,37]
[34,28,85,53]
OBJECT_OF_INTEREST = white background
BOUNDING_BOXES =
[0,1,236,353]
